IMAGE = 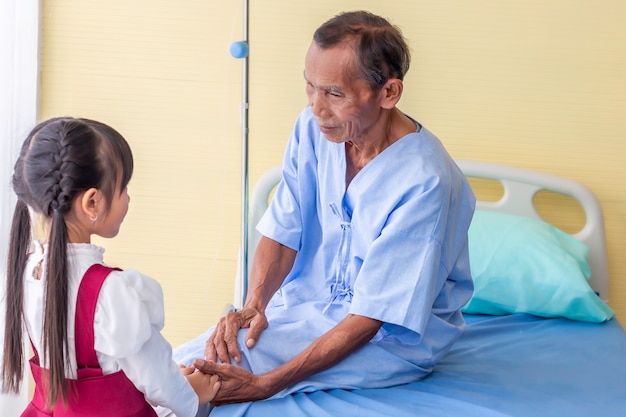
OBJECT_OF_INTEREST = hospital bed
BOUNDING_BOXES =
[190,160,626,417]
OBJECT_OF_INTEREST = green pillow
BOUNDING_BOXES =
[462,210,614,322]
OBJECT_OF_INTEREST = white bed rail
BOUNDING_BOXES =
[456,160,609,301]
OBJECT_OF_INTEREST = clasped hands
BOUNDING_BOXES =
[193,306,274,405]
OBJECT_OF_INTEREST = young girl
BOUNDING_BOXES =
[1,117,220,416]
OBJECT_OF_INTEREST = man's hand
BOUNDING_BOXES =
[204,307,268,364]
[194,359,274,405]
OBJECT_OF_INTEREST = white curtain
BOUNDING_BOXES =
[0,0,40,413]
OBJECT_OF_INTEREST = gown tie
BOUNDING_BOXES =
[324,202,354,313]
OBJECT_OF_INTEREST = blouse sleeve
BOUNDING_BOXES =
[93,268,198,417]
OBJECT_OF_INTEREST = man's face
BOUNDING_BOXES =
[304,41,384,144]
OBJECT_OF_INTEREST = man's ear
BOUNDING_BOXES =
[380,78,404,109]
[80,188,99,219]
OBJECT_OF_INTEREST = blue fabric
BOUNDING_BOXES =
[201,314,626,417]
[462,210,614,322]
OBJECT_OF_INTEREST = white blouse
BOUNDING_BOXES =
[23,242,197,417]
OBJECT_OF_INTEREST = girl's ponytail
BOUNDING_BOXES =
[2,199,32,393]
[42,207,70,405]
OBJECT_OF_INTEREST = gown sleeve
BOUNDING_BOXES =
[93,268,198,417]
[256,107,312,251]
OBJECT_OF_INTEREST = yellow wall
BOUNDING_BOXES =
[40,0,244,346]
[41,0,626,347]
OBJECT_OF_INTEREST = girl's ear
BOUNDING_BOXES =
[80,188,99,220]
[380,78,404,109]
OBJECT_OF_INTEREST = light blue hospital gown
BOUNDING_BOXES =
[174,106,475,413]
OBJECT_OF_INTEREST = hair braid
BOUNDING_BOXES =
[46,123,75,216]
[40,121,78,405]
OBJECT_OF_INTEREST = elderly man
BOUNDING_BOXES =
[182,10,475,410]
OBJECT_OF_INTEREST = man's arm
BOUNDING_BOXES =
[205,236,297,363]
[245,235,297,314]
[196,313,383,405]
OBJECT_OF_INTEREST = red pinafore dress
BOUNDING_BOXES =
[22,264,158,417]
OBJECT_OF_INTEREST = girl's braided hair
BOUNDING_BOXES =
[2,117,133,407]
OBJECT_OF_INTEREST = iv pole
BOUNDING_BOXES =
[230,0,250,307]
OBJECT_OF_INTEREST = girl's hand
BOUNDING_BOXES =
[185,369,221,405]
[180,364,194,376]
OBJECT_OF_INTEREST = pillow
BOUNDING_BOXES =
[462,210,614,322]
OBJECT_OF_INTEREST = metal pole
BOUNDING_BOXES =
[240,0,250,304]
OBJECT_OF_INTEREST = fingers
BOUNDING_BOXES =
[187,365,223,405]
[205,313,245,364]
[180,364,194,376]
[204,309,267,363]
[207,373,222,403]
[193,358,216,374]
[245,313,269,349]
[223,316,242,363]
[204,331,219,363]
[204,316,232,364]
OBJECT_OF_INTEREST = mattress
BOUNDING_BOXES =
[209,313,626,417]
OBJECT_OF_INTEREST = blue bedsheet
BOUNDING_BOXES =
[206,314,626,417]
